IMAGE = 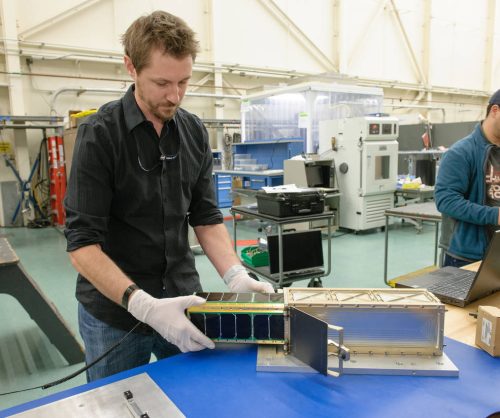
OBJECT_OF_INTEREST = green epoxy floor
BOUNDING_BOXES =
[0,218,439,411]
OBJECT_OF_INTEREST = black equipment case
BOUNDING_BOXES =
[256,190,325,217]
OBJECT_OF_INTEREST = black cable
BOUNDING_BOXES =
[30,137,51,225]
[0,322,141,396]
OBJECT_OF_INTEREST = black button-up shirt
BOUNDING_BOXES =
[64,85,222,331]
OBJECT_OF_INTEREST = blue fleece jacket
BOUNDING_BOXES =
[435,123,499,260]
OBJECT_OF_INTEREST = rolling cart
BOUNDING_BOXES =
[230,205,334,288]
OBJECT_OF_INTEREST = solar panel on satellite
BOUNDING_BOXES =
[188,292,286,344]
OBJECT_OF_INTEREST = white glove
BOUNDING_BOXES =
[128,290,215,353]
[223,265,275,293]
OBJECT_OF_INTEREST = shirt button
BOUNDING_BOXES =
[162,286,166,291]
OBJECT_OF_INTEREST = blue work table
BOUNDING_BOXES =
[1,337,499,418]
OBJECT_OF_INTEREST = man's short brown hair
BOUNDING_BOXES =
[121,11,199,73]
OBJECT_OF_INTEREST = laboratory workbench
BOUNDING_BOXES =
[2,319,499,417]
[213,169,284,176]
[3,267,500,417]
[391,261,499,348]
[0,238,84,365]
[395,186,435,204]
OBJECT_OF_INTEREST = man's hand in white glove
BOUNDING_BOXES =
[223,265,274,293]
[128,290,215,353]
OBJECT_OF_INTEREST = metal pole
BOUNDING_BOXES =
[231,209,237,253]
[278,225,284,288]
[434,220,439,266]
[384,214,390,285]
[325,216,332,276]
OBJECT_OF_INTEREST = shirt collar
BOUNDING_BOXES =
[122,84,178,133]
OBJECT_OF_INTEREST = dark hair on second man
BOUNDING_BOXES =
[121,11,199,73]
[486,104,494,118]
[486,89,500,117]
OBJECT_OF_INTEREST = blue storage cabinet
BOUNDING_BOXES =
[213,173,232,208]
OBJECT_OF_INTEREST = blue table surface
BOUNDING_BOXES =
[2,337,499,418]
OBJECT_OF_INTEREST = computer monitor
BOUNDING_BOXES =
[306,165,325,187]
[267,230,324,275]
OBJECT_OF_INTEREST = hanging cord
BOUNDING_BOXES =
[0,322,141,396]
[29,137,51,228]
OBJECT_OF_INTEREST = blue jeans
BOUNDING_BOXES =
[78,303,180,382]
[443,253,475,268]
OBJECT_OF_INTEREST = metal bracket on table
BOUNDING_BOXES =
[124,390,150,418]
[257,344,459,377]
[289,307,350,377]
[327,324,351,377]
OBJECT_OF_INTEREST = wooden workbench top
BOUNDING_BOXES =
[0,237,19,266]
[391,260,499,349]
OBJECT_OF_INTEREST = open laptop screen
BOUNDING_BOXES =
[268,230,323,275]
[467,229,500,302]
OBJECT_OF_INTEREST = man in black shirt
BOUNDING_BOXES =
[65,11,273,382]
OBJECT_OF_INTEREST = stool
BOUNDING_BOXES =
[0,237,84,364]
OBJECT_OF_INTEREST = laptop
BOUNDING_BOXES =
[267,230,324,277]
[396,230,500,307]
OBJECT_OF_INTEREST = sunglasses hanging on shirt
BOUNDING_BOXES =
[135,131,179,173]
[137,152,178,172]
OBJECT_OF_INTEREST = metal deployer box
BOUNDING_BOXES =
[284,288,445,356]
[187,289,456,376]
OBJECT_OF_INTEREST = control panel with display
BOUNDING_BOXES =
[366,121,398,139]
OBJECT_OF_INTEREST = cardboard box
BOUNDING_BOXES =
[69,109,96,128]
[68,110,82,128]
[63,128,78,181]
[475,305,500,357]
[232,177,242,206]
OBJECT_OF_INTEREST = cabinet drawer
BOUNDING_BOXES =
[249,178,266,190]
[218,188,232,202]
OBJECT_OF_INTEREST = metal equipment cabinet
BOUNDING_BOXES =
[213,173,233,208]
[230,205,334,288]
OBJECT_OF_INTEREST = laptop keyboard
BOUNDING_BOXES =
[426,269,475,298]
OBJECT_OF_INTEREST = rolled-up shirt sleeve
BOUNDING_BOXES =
[188,123,223,226]
[64,121,114,252]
